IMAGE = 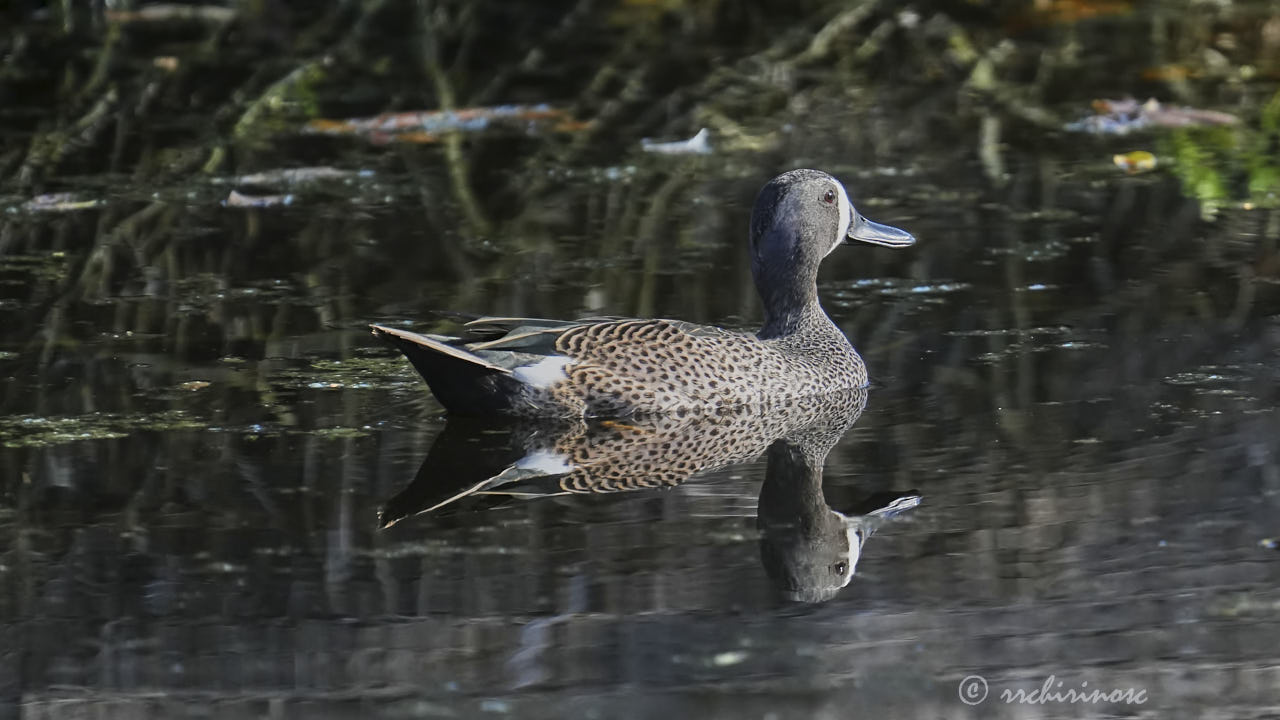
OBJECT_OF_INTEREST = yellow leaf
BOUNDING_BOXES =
[1113,150,1157,174]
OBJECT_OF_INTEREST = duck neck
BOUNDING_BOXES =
[755,271,825,339]
[757,438,830,533]
[751,220,833,339]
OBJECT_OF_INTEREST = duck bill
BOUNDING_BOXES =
[845,215,915,248]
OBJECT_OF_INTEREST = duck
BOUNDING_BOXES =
[371,168,914,417]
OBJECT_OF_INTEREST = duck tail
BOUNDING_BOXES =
[371,324,522,414]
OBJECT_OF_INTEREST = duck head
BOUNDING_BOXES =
[749,169,914,338]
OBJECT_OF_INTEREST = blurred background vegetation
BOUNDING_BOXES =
[3,0,1277,440]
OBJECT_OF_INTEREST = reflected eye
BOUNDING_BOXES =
[822,189,836,205]
[833,562,847,575]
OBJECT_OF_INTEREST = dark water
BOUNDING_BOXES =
[3,2,1280,718]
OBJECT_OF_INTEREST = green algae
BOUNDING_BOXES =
[0,253,71,285]
[305,425,374,439]
[1159,98,1280,219]
[0,410,207,448]
[270,354,416,392]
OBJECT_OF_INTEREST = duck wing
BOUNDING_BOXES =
[462,315,628,341]
[459,316,736,362]
[374,317,761,416]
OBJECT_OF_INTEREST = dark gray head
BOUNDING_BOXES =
[756,437,866,603]
[759,509,869,604]
[757,436,924,604]
[749,169,914,336]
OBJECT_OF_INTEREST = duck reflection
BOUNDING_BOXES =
[380,387,919,602]
[757,433,920,603]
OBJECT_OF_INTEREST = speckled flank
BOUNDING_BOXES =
[513,316,866,417]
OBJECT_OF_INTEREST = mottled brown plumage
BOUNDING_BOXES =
[372,169,914,417]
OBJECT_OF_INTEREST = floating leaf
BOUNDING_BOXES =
[223,190,294,208]
[1034,0,1132,24]
[1067,98,1240,135]
[1141,65,1198,82]
[1113,150,1157,174]
[226,166,375,188]
[18,193,103,213]
[106,4,237,24]
[641,128,713,155]
[304,104,586,144]
[1006,0,1132,32]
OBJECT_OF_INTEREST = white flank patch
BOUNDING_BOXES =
[512,355,573,389]
[515,449,573,474]
[830,180,853,256]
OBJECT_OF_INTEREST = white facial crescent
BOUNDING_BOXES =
[829,180,853,257]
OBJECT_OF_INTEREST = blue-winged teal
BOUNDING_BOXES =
[372,169,915,417]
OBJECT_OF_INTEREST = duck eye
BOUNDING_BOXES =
[834,562,847,575]
[822,189,836,205]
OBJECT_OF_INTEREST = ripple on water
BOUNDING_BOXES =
[1163,364,1263,387]
[824,278,973,311]
[945,325,1073,338]
[971,340,1107,363]
[946,325,1107,364]
[985,237,1076,262]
